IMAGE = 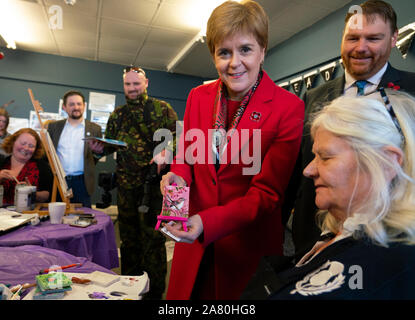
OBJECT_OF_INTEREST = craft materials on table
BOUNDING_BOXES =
[23,271,149,300]
[31,272,73,299]
[0,209,38,234]
[39,263,82,274]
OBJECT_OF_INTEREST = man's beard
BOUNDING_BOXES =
[69,111,82,120]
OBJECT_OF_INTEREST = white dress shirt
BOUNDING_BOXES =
[344,62,389,98]
[57,119,85,176]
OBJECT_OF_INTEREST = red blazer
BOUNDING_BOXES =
[166,71,304,299]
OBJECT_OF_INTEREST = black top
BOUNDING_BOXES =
[270,236,415,300]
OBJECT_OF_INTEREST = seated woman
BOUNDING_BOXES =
[270,90,415,299]
[0,128,53,206]
[0,108,11,156]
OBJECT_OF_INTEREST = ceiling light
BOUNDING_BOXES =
[0,2,16,49]
[167,30,205,73]
[0,33,16,50]
[167,0,242,73]
[0,0,38,49]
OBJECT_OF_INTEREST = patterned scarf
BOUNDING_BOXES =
[212,71,263,161]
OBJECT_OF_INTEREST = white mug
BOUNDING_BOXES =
[48,202,66,224]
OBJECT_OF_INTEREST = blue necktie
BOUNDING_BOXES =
[355,80,368,96]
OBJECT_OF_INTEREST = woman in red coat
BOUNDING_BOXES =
[161,0,304,300]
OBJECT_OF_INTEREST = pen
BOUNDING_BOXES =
[10,285,22,300]
[39,263,81,274]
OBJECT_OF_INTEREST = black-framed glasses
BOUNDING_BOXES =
[123,66,146,76]
[378,87,404,141]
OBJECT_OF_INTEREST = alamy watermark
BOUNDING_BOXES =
[48,5,63,30]
[153,122,262,176]
[348,5,364,30]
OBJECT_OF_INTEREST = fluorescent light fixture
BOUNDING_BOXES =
[0,0,36,50]
[0,1,17,49]
[167,0,242,73]
[167,30,205,72]
[0,33,16,49]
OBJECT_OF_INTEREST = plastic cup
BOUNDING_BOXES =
[48,202,66,224]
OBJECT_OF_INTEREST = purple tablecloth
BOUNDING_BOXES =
[0,208,119,270]
[0,245,116,288]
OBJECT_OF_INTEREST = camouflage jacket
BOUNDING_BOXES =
[105,91,178,188]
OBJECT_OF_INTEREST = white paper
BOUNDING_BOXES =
[88,92,116,112]
[90,111,110,133]
[8,117,29,134]
[29,111,64,131]
[0,209,38,232]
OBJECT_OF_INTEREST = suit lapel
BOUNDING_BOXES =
[200,82,219,180]
[52,120,66,149]
[84,120,92,159]
[327,76,345,101]
[379,64,400,88]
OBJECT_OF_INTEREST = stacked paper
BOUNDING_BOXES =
[89,271,120,287]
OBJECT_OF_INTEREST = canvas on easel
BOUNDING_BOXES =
[26,88,82,216]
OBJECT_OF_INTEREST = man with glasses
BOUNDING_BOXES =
[285,0,415,258]
[93,66,178,299]
[47,90,102,207]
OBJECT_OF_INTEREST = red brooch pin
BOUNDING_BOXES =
[250,111,261,122]
[387,82,401,91]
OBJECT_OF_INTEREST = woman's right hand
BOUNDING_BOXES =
[0,169,15,181]
[160,172,186,196]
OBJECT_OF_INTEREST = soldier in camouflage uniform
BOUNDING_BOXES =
[96,66,178,299]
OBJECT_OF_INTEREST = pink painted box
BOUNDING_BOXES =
[160,185,189,218]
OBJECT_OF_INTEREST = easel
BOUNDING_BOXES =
[155,215,188,232]
[25,89,82,217]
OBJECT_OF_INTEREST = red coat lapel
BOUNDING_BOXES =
[218,72,275,173]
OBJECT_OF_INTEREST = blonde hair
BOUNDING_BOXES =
[310,91,415,246]
[0,108,10,129]
[206,0,268,56]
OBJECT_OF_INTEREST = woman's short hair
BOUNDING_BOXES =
[0,108,10,128]
[309,90,415,246]
[206,0,268,56]
[2,128,45,159]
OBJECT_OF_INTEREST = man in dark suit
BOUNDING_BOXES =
[289,0,415,255]
[47,90,102,207]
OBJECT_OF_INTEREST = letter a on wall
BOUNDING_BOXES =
[303,70,318,90]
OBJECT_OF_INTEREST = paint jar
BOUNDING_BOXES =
[29,186,36,210]
[14,185,36,212]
